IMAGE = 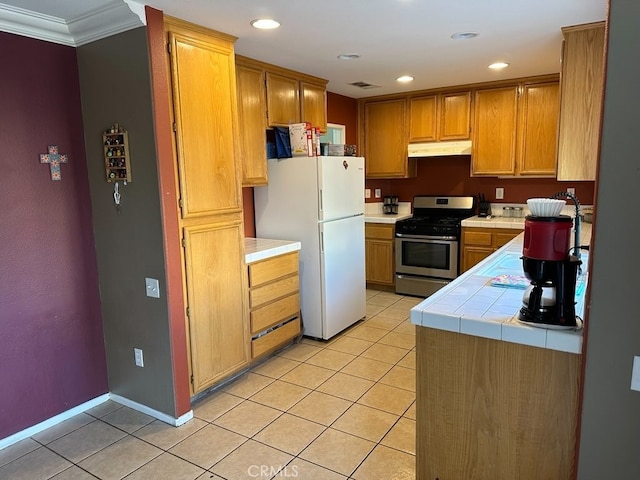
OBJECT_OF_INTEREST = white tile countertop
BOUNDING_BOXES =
[410,223,593,354]
[462,204,593,229]
[364,201,412,224]
[244,238,301,264]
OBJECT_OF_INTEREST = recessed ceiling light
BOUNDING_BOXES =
[250,18,280,30]
[397,75,414,83]
[488,62,510,70]
[451,31,478,40]
[337,53,360,60]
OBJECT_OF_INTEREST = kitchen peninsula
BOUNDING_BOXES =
[411,225,591,479]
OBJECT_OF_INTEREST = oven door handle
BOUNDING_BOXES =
[395,233,457,241]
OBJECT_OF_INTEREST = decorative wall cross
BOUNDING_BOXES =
[39,145,68,181]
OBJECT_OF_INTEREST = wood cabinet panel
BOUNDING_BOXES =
[518,82,559,176]
[182,221,249,393]
[409,95,437,142]
[440,91,472,140]
[365,223,395,286]
[251,293,300,334]
[252,318,301,358]
[472,86,519,175]
[266,72,300,126]
[250,274,299,308]
[236,63,268,186]
[417,328,580,480]
[557,22,606,181]
[301,81,327,132]
[249,252,299,287]
[461,227,521,272]
[364,99,415,178]
[168,30,242,218]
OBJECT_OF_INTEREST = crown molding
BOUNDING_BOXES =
[0,0,145,47]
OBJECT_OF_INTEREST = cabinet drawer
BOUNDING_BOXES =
[464,231,493,246]
[252,318,301,358]
[365,223,395,240]
[251,293,299,334]
[250,274,299,308]
[248,252,299,287]
[495,232,519,247]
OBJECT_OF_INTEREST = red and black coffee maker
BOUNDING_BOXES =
[519,204,582,327]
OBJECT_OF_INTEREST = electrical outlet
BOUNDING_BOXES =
[145,277,160,298]
[567,187,576,196]
[374,189,382,198]
[134,348,144,367]
[496,187,504,200]
[365,188,371,199]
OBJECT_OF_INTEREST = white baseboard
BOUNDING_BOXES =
[0,394,109,451]
[0,393,194,451]
[109,394,193,427]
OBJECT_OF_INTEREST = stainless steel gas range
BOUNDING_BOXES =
[395,195,475,297]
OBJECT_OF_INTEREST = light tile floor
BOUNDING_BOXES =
[0,290,420,480]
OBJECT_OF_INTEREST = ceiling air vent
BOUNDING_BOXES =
[349,81,381,89]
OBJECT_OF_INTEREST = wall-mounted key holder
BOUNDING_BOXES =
[102,123,131,182]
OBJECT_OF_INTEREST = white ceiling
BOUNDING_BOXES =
[0,0,607,98]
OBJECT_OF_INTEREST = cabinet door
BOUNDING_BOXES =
[440,91,471,140]
[365,238,395,285]
[266,72,300,126]
[472,86,518,176]
[236,64,268,186]
[461,246,494,273]
[364,99,412,178]
[557,23,605,181]
[183,220,249,393]
[168,31,242,218]
[301,81,327,132]
[409,95,438,142]
[518,82,559,176]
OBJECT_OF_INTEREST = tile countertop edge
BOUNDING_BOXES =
[410,231,589,354]
[364,212,412,224]
[245,238,302,264]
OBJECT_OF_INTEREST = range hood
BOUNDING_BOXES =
[408,140,472,157]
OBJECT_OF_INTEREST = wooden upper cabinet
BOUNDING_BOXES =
[440,91,472,140]
[557,22,606,181]
[409,95,438,142]
[364,99,415,178]
[301,81,327,132]
[266,72,300,126]
[236,63,268,186]
[518,82,559,176]
[168,29,242,218]
[472,86,519,176]
[409,91,471,142]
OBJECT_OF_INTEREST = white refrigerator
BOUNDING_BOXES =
[254,155,366,340]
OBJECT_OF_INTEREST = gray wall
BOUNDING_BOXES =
[76,27,177,416]
[578,0,640,476]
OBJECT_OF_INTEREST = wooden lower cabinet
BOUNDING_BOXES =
[248,252,301,358]
[365,223,395,286]
[461,227,521,272]
[417,327,580,480]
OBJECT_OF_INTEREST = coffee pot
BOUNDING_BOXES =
[518,206,581,328]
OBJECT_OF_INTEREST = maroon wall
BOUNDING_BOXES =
[366,157,595,205]
[327,92,358,145]
[0,33,107,438]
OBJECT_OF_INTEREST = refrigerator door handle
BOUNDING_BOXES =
[320,231,324,254]
[319,189,323,217]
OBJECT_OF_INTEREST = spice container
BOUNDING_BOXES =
[502,206,514,217]
[513,206,524,218]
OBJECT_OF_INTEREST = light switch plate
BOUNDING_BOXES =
[145,277,160,298]
[375,189,381,198]
[365,188,371,199]
[567,187,575,195]
[134,348,144,367]
[496,187,504,200]
[631,356,640,391]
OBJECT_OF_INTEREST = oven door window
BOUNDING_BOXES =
[397,238,458,279]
